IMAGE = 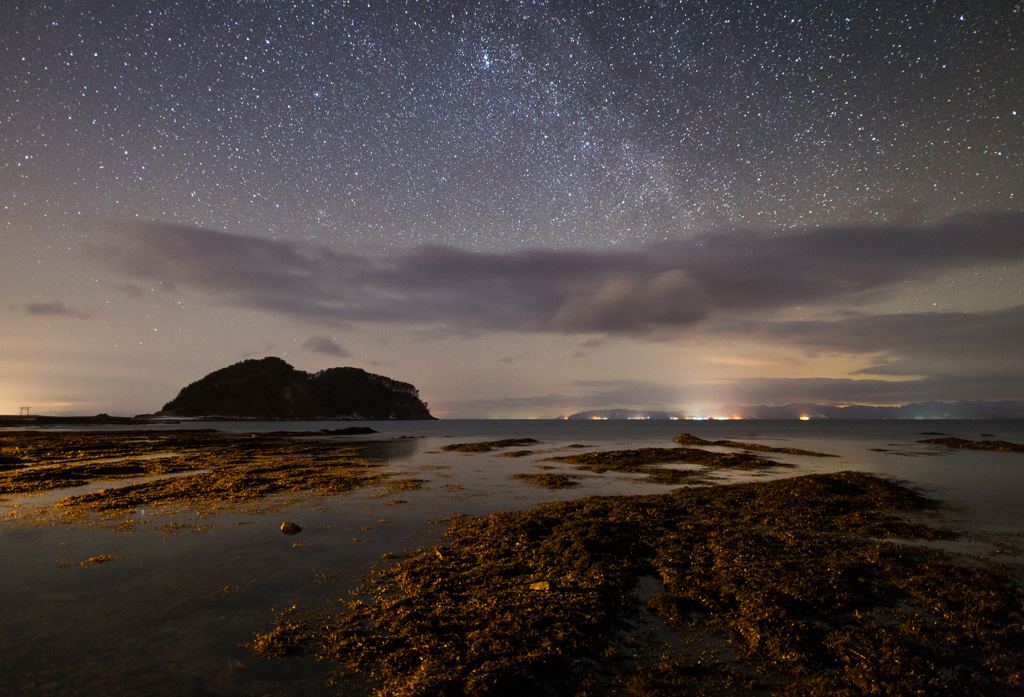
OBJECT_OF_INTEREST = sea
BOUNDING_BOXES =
[1,419,1022,695]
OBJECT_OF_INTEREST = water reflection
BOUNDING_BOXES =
[358,437,422,463]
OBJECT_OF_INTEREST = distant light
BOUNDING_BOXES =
[800,416,810,421]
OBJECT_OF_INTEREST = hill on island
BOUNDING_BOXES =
[159,357,435,420]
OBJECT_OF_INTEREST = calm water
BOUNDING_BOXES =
[2,420,1022,695]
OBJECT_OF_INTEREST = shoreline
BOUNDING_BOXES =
[0,415,436,427]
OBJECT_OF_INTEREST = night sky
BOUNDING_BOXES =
[2,1,1022,417]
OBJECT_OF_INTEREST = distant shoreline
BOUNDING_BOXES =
[0,415,425,426]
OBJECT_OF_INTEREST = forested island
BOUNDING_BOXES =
[157,357,435,420]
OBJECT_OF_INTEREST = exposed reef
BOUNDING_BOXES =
[0,429,422,522]
[511,473,579,489]
[249,471,1023,696]
[441,439,539,453]
[673,433,838,457]
[919,436,1024,453]
[543,446,787,485]
[318,427,379,435]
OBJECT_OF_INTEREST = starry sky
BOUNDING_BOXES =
[2,0,1023,417]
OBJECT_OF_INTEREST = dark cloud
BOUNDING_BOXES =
[441,393,592,412]
[707,373,1024,406]
[23,301,86,318]
[96,213,1023,337]
[303,336,351,358]
[439,380,690,414]
[732,305,1024,376]
[568,379,691,406]
[445,373,1024,414]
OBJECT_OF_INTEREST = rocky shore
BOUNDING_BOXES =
[251,469,1024,696]
[4,428,1023,696]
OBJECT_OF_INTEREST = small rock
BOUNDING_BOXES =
[281,522,302,535]
[317,427,378,435]
[529,580,553,591]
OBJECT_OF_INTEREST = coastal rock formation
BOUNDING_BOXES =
[919,436,1024,453]
[158,357,435,420]
[441,438,539,453]
[318,427,378,435]
[249,472,1024,696]
[674,433,837,457]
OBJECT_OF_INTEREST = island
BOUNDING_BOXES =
[157,356,435,420]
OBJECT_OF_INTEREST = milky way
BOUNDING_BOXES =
[2,1,1023,416]
[4,1,1021,251]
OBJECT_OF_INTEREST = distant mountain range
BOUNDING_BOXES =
[561,401,1024,420]
[157,357,435,420]
[560,409,684,420]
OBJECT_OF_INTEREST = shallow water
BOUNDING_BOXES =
[1,420,1022,695]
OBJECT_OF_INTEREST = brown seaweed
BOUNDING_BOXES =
[249,472,1023,696]
[80,554,120,566]
[543,446,786,484]
[441,439,540,453]
[511,473,579,489]
[673,433,838,457]
[0,430,422,522]
[919,436,1024,453]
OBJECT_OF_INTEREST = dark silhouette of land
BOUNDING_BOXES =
[158,357,435,420]
[563,400,1024,420]
[0,413,144,426]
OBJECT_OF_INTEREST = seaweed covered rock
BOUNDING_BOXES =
[159,357,435,420]
[249,472,1024,697]
[919,436,1024,453]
